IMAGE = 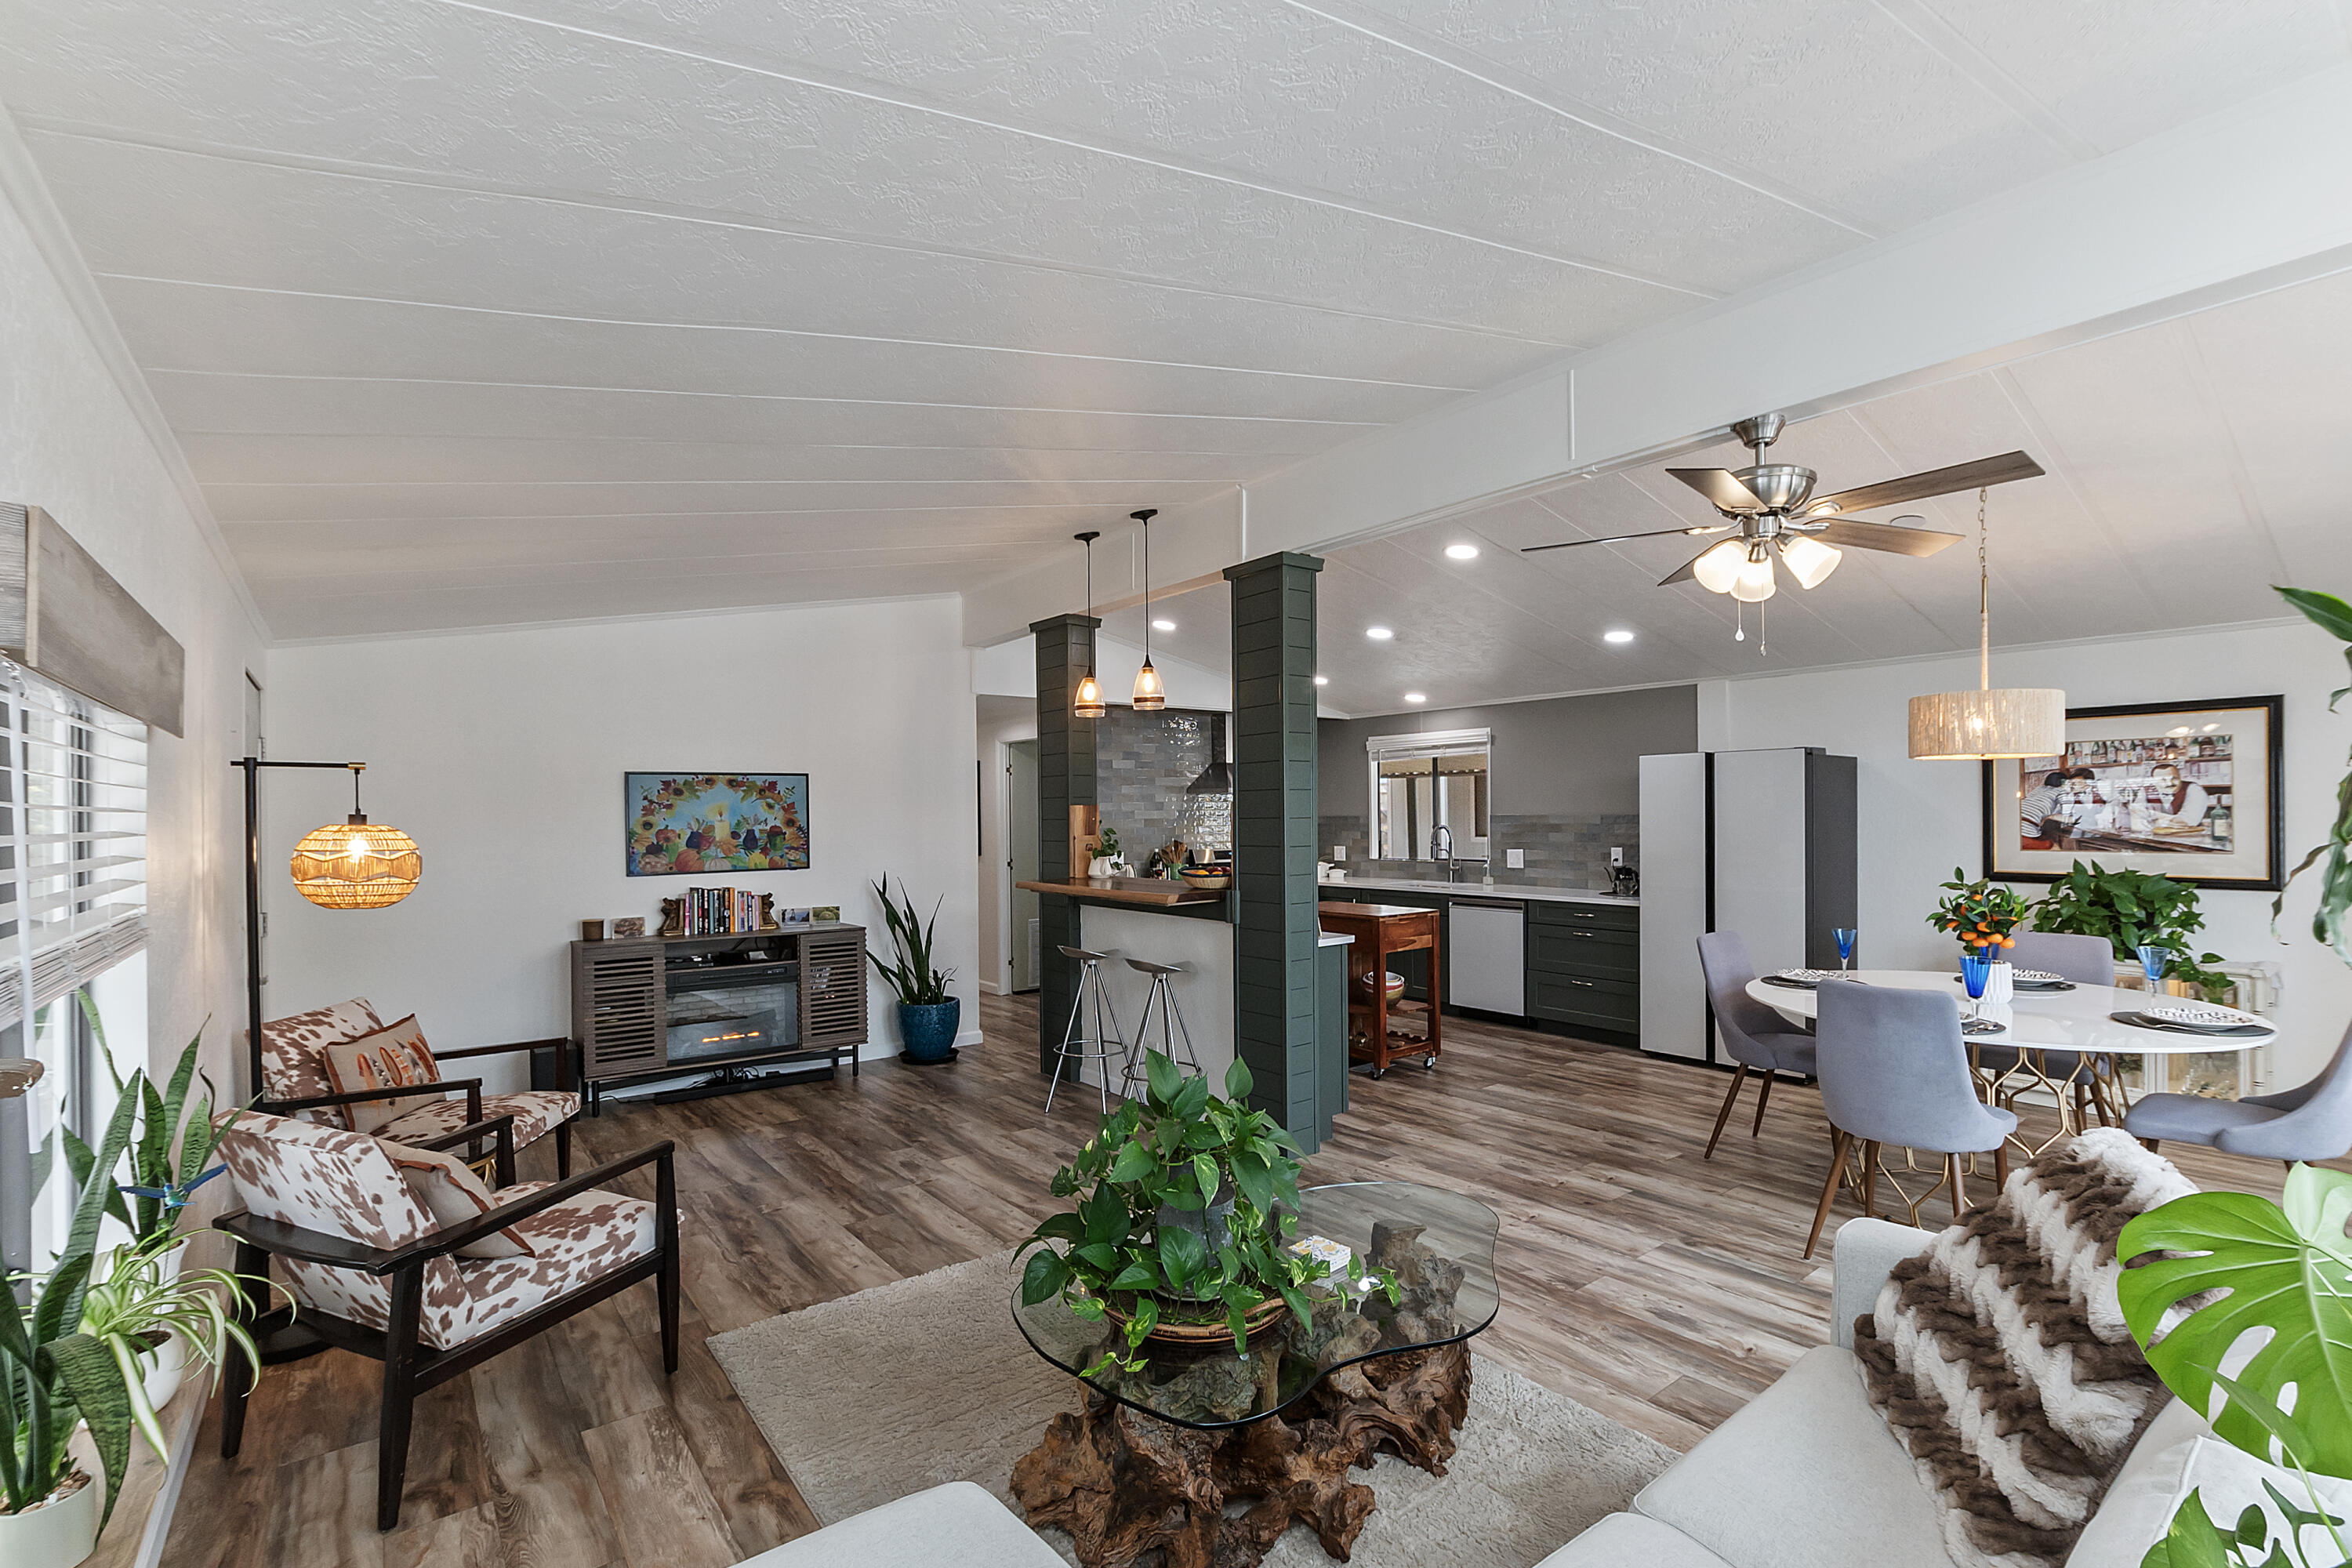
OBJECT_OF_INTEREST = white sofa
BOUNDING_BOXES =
[737,1217,2194,1568]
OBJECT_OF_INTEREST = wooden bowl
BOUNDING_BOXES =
[1107,1294,1290,1349]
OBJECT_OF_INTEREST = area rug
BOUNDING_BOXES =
[709,1250,1677,1568]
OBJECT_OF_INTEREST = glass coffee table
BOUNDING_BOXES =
[1009,1181,1501,1567]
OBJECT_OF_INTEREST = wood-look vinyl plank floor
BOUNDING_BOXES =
[165,989,2320,1566]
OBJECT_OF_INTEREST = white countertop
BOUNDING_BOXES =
[1316,875,1639,909]
[1319,932,1354,946]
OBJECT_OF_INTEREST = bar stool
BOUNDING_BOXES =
[1047,946,1126,1115]
[1122,957,1202,1094]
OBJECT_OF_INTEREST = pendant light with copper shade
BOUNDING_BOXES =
[1072,530,1107,720]
[1907,488,2065,760]
[1131,508,1165,710]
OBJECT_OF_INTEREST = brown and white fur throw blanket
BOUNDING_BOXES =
[1852,1127,2195,1568]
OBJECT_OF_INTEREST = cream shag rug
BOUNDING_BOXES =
[709,1251,1676,1568]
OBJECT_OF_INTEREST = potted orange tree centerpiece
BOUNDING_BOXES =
[1927,868,2031,1005]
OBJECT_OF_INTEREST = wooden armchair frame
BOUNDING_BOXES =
[259,1034,579,1177]
[216,1138,677,1531]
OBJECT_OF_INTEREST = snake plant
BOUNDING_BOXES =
[868,875,954,1006]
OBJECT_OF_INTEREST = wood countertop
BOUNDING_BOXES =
[1017,877,1231,908]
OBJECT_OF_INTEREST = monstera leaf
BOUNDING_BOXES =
[2118,1167,2352,1478]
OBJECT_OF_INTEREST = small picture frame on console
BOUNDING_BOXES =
[611,916,646,938]
[1981,694,2284,890]
[783,907,813,928]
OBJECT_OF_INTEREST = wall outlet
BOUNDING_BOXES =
[1610,846,1624,867]
[1332,844,1348,861]
[1506,848,1525,869]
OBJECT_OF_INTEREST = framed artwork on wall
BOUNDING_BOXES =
[1980,695,2283,890]
[626,772,810,876]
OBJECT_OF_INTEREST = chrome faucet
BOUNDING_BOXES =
[1431,824,1458,881]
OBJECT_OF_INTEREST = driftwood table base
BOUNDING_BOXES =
[1010,1341,1472,1568]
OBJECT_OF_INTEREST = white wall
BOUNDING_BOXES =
[974,631,1230,710]
[0,111,267,1089]
[263,597,981,1074]
[1705,619,2352,1081]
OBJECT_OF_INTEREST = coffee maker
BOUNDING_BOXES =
[1610,861,1639,898]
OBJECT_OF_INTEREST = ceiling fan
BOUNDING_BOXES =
[1521,413,2045,602]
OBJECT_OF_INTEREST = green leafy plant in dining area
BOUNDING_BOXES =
[1016,1051,1396,1374]
[1926,869,2031,953]
[2117,1165,2352,1567]
[866,874,953,1006]
[2028,861,2231,996]
[2273,586,2352,968]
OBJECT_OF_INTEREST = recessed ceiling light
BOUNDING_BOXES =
[1403,692,1427,704]
[1365,626,1395,641]
[1152,619,1176,632]
[1444,543,1479,561]
[1313,675,1330,686]
[1603,629,1635,644]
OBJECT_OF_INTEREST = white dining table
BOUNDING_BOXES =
[1744,967,2277,1153]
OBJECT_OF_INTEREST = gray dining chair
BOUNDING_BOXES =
[1805,982,2017,1257]
[1696,931,1818,1159]
[1977,930,2122,1124]
[2127,1017,2352,1163]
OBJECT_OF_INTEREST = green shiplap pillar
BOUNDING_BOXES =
[1222,551,1323,1148]
[1031,613,1099,1079]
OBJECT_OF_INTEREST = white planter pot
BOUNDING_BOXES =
[138,1327,188,1410]
[0,1471,101,1568]
[1984,961,2016,1005]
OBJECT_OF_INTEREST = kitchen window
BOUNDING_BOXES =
[1367,728,1490,862]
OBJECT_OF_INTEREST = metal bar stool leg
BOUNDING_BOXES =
[1162,980,1202,1076]
[1047,948,1123,1114]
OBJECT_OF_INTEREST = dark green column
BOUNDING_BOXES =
[1222,551,1323,1147]
[1032,613,1099,1079]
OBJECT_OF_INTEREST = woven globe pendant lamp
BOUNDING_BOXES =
[1908,487,2064,760]
[289,765,422,909]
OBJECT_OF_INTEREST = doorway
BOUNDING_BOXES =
[1007,739,1040,992]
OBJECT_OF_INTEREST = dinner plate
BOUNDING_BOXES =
[2107,1011,2272,1038]
[1762,969,1856,989]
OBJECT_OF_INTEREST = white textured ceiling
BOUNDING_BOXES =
[1289,266,2352,716]
[0,0,2341,637]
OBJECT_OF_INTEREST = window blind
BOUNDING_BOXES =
[0,658,147,1033]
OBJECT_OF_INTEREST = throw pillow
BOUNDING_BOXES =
[1854,1127,2198,1568]
[320,1014,445,1135]
[387,1145,535,1259]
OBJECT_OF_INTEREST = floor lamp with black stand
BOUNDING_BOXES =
[232,757,425,1106]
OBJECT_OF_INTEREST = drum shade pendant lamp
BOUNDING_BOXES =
[1908,488,2065,760]
[1072,530,1107,720]
[289,764,423,909]
[1131,508,1165,710]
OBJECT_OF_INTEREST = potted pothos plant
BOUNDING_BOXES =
[1017,1051,1395,1375]
[868,875,959,1063]
[2027,861,2230,996]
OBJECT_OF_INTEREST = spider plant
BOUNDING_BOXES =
[75,1233,267,1465]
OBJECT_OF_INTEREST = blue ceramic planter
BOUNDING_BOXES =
[898,999,960,1062]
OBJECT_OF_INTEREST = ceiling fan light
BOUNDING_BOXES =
[1907,688,2067,760]
[1730,554,1777,602]
[1691,539,1748,594]
[1779,535,1842,589]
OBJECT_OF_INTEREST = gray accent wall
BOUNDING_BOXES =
[1318,685,1696,888]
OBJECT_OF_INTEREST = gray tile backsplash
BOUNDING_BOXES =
[1317,811,1638,891]
[1097,707,1225,861]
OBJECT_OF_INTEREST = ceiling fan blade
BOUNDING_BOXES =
[1803,451,2045,516]
[1666,468,1766,513]
[1807,518,1965,557]
[1658,543,1720,586]
[1520,524,1730,554]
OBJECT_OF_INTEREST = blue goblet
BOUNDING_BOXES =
[2136,944,2169,995]
[1959,949,1992,1020]
[1833,927,1857,974]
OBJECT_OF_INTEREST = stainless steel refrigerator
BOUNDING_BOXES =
[1638,748,1858,1063]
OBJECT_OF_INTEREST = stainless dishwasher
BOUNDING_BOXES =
[1446,898,1526,1016]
